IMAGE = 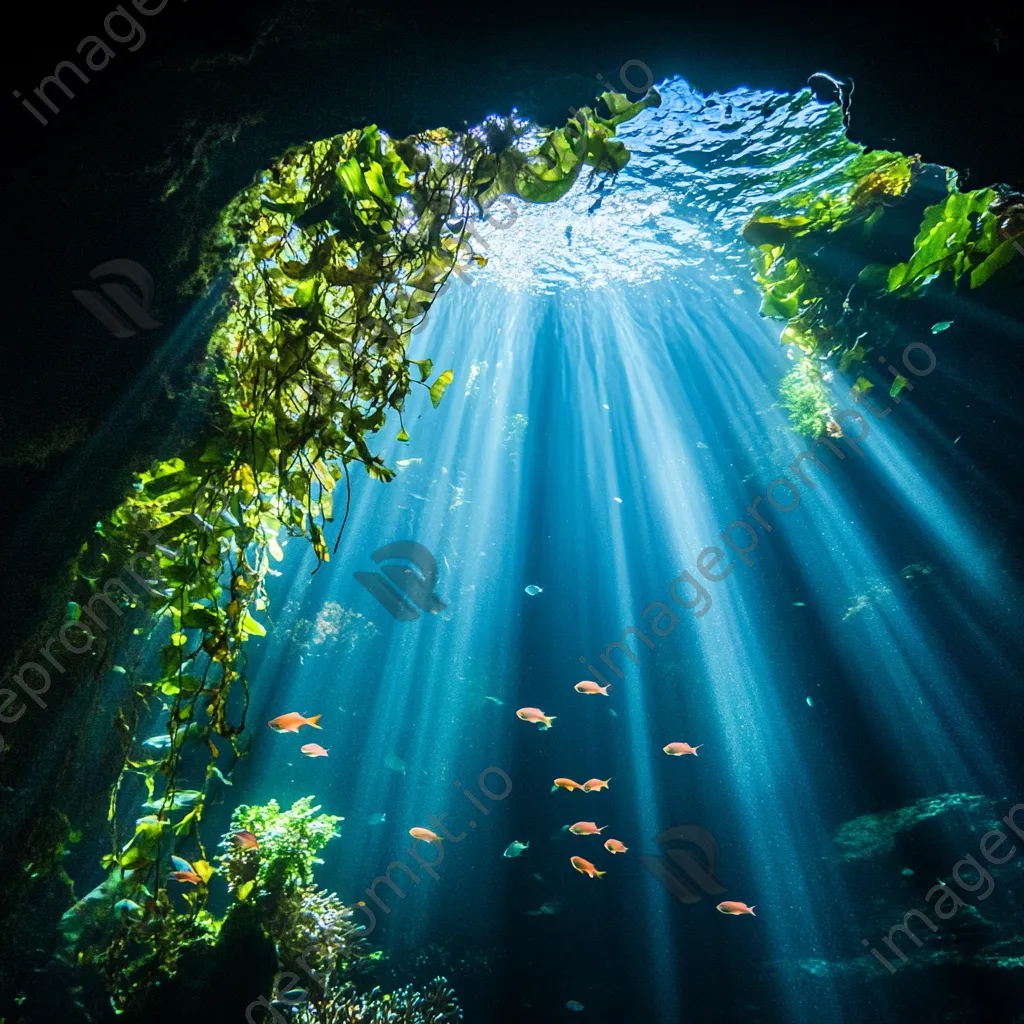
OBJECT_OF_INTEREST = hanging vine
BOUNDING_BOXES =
[54,87,661,1008]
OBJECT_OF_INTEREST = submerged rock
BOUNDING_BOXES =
[833,793,988,861]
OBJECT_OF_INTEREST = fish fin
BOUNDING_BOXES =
[602,685,612,694]
[551,785,559,792]
[749,906,756,915]
[308,714,323,729]
[596,870,606,878]
[543,715,556,729]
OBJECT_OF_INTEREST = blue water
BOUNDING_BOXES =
[65,78,1024,1022]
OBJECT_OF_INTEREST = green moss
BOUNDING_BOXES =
[778,358,833,437]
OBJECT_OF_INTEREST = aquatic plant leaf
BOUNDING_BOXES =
[429,370,454,408]
[181,607,220,630]
[240,612,267,638]
[142,790,201,812]
[969,235,1020,289]
[889,375,909,398]
[409,358,433,382]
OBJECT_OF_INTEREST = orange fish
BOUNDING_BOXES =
[551,778,583,792]
[574,680,612,696]
[717,901,756,916]
[268,712,322,733]
[230,830,258,850]
[568,821,606,836]
[516,707,556,730]
[570,855,606,879]
[663,741,702,756]
[604,838,628,854]
[409,827,443,845]
[581,778,610,792]
[301,743,329,758]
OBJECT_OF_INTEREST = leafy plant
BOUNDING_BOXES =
[57,87,659,1010]
[742,98,1022,436]
[220,796,343,901]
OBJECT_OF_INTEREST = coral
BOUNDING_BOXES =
[267,886,366,982]
[290,976,462,1024]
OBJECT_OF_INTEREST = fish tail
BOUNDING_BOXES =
[595,869,606,878]
[542,715,556,729]
[749,906,756,915]
[601,685,612,695]
[551,784,559,792]
[308,714,323,729]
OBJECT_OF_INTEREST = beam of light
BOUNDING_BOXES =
[176,77,1022,1022]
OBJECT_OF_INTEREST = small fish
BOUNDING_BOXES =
[385,753,406,773]
[574,680,612,696]
[581,778,610,792]
[613,496,622,503]
[570,855,605,879]
[503,840,530,858]
[901,867,915,877]
[409,827,443,845]
[524,584,543,596]
[483,695,504,706]
[532,873,544,882]
[169,855,201,885]
[551,777,583,792]
[567,1000,585,1011]
[792,601,806,607]
[516,707,556,729]
[142,734,173,751]
[697,441,708,449]
[604,838,628,854]
[568,821,606,836]
[231,830,259,850]
[663,742,702,757]
[301,743,329,758]
[953,436,961,444]
[931,321,953,334]
[806,696,814,707]
[274,989,309,1006]
[367,812,387,825]
[527,900,560,915]
[268,712,322,733]
[717,901,756,916]
[609,709,618,718]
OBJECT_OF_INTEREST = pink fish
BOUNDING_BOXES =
[516,707,556,729]
[568,821,607,836]
[717,901,756,916]
[301,743,329,758]
[230,830,258,850]
[581,778,610,792]
[574,680,612,696]
[663,741,702,757]
[604,838,628,854]
[570,855,605,879]
[409,827,443,845]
